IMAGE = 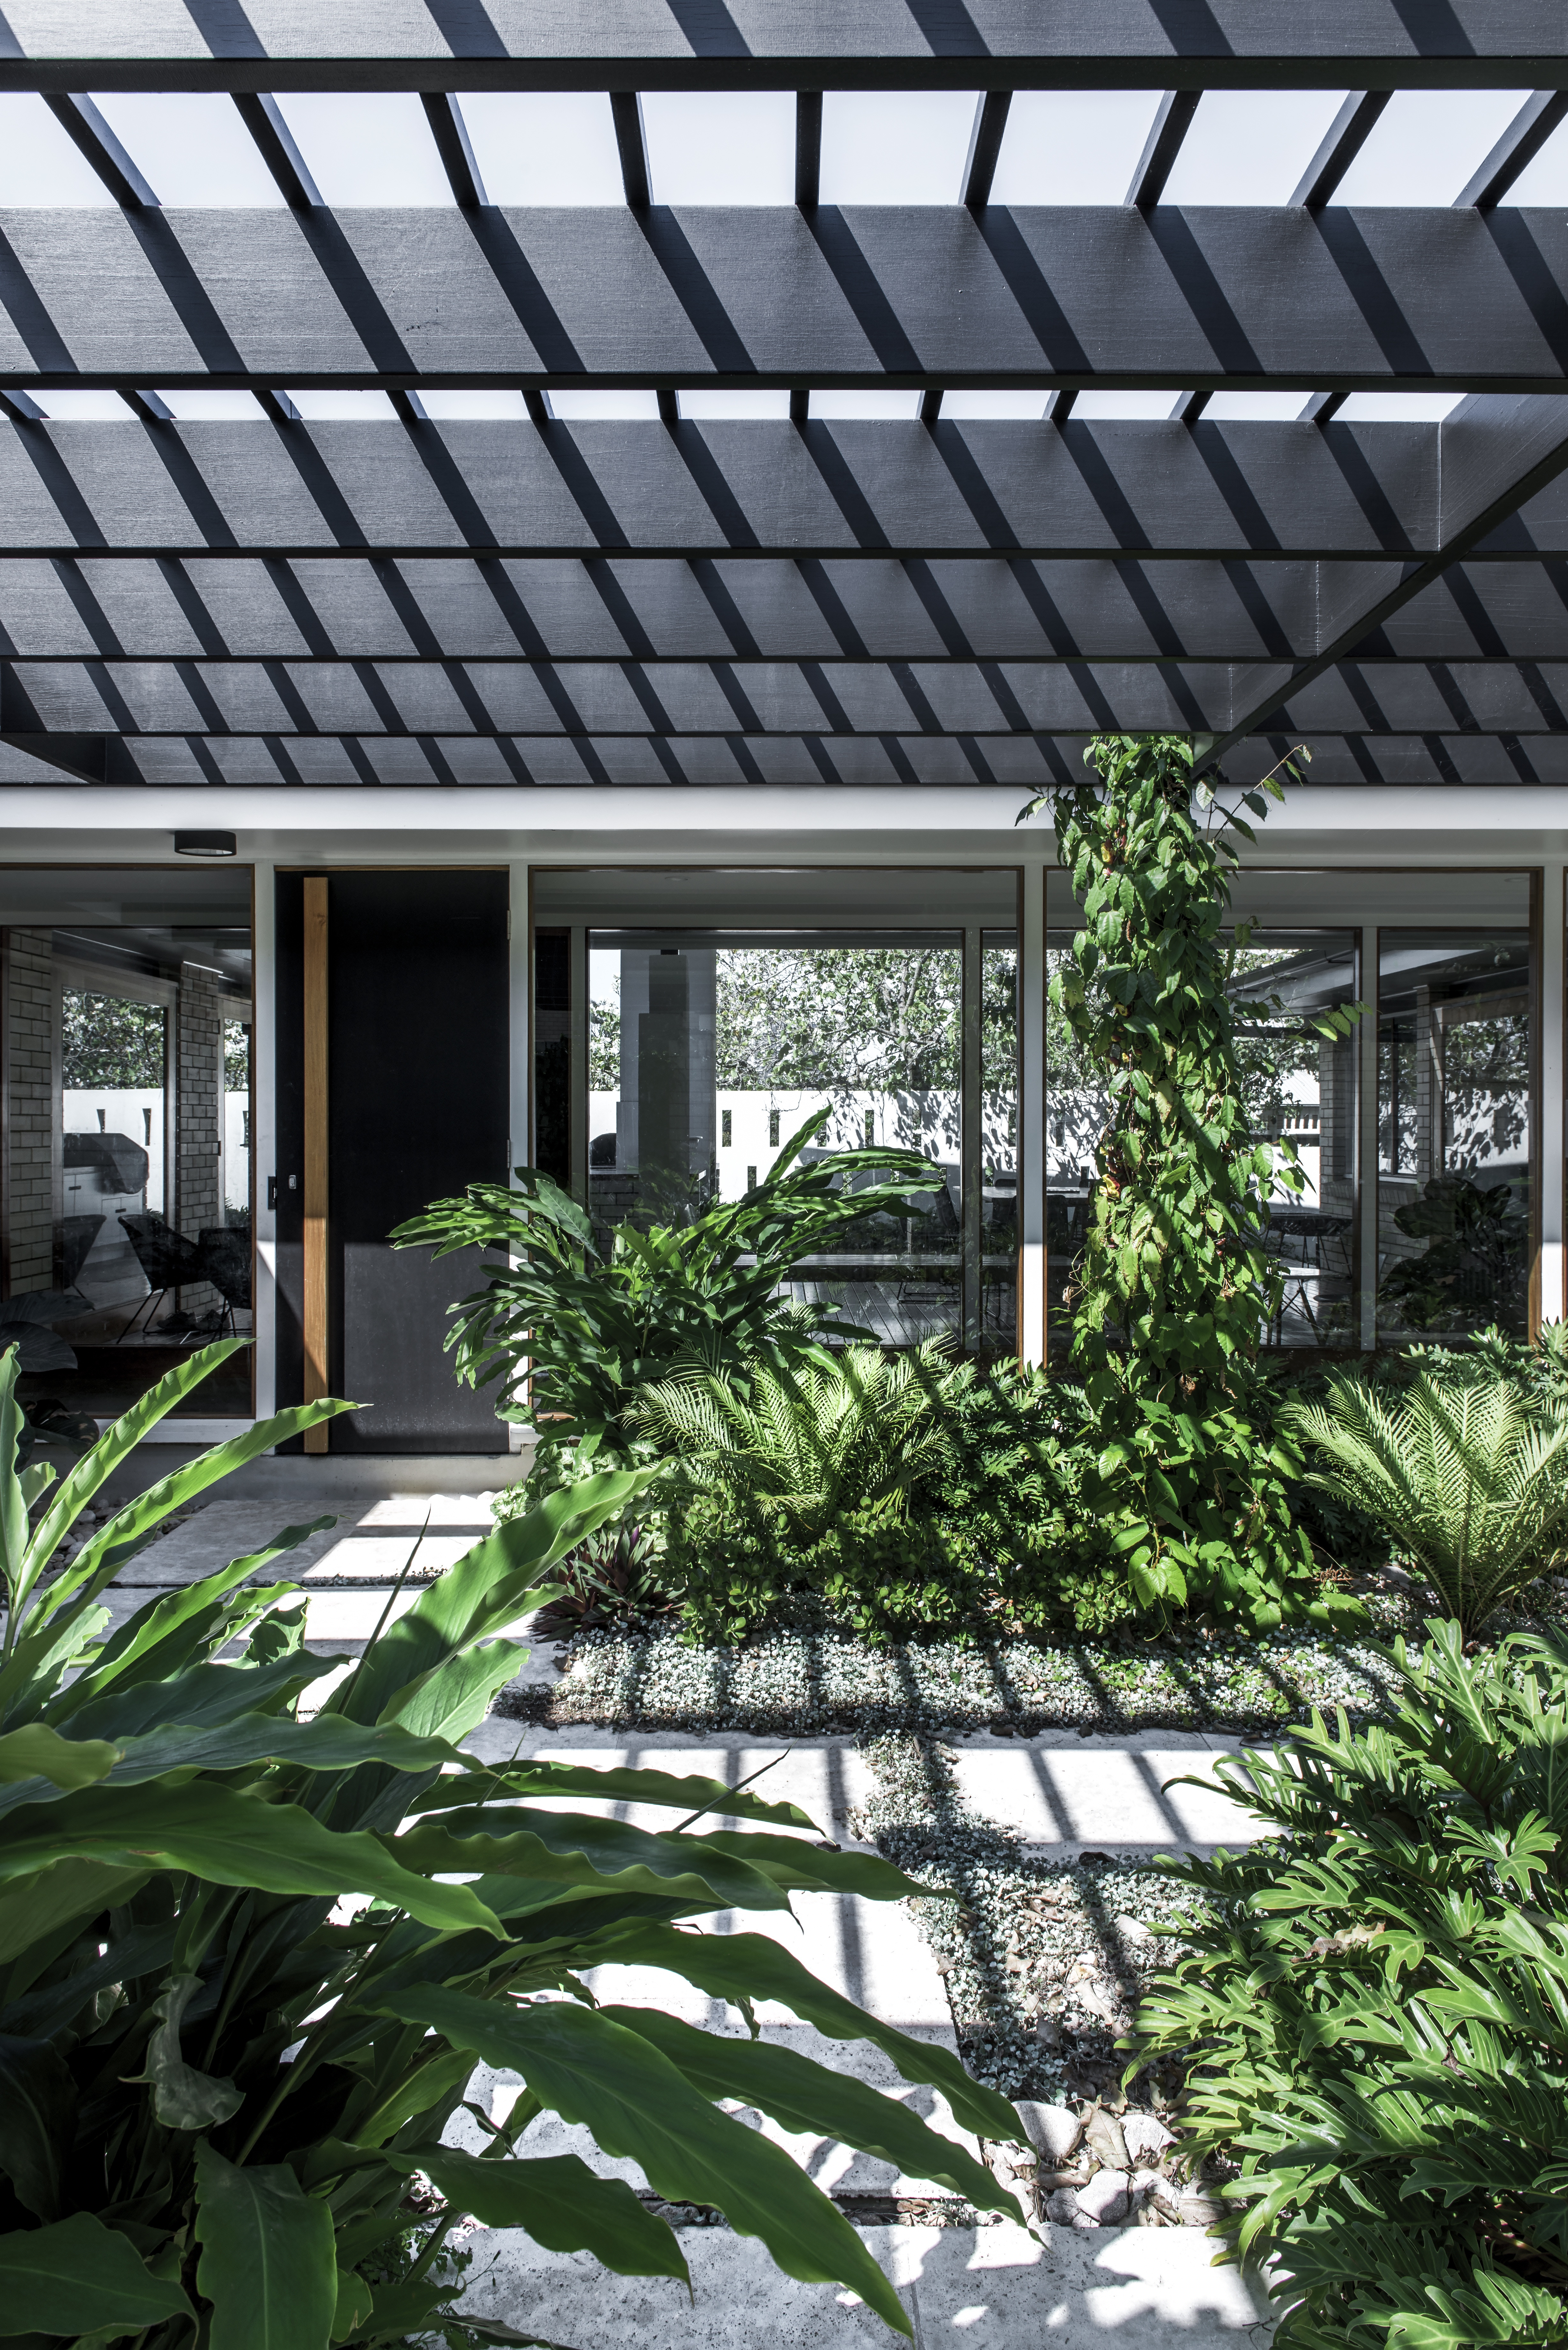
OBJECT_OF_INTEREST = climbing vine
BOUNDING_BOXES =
[1023,733,1362,1629]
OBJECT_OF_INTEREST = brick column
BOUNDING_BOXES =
[2,928,59,1295]
[176,961,222,1316]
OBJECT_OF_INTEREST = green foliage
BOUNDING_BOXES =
[1021,731,1362,1632]
[392,1107,942,1462]
[61,991,165,1090]
[1380,1176,1530,1336]
[634,1340,959,1544]
[663,1363,1127,1647]
[1129,1621,1568,2350]
[1282,1361,1568,1638]
[0,1350,1021,2349]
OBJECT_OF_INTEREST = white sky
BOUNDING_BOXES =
[0,84,1550,424]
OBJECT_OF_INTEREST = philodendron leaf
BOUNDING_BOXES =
[0,2209,193,2336]
[0,1782,503,1940]
[380,1987,911,2338]
[598,2006,1017,2217]
[121,1971,244,2130]
[0,1723,120,1790]
[195,2139,337,2350]
[576,1924,1023,2144]
[389,2145,688,2283]
[0,2032,77,2218]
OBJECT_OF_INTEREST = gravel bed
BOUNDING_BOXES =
[511,1618,1411,1737]
[851,1731,1209,2108]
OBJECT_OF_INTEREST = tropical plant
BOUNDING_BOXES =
[390,1107,942,1470]
[0,1347,1023,2349]
[1130,1620,1568,2350]
[634,1339,962,1544]
[1281,1362,1568,1638]
[1020,731,1363,1632]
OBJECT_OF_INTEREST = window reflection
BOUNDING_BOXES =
[1,870,253,1422]
[587,930,968,1346]
[1377,932,1532,1339]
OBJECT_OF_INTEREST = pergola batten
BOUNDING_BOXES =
[5,208,1568,390]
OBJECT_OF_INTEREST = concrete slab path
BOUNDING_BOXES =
[103,1497,1276,2347]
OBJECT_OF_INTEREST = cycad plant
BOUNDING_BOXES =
[1130,1621,1568,2350]
[634,1340,963,1544]
[0,1342,1021,2348]
[1281,1365,1568,1637]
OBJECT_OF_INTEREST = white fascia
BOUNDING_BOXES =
[0,781,1558,866]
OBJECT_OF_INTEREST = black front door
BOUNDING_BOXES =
[276,870,509,1453]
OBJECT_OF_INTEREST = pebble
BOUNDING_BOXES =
[1122,2112,1177,2164]
[1014,2101,1083,2163]
[1076,2169,1132,2226]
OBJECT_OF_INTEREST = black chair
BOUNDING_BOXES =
[198,1227,252,1336]
[116,1213,206,1341]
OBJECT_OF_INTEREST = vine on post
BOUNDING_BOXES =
[1022,732,1362,1629]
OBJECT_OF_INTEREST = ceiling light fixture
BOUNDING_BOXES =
[174,830,237,858]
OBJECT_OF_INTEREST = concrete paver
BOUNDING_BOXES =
[461,2220,1273,2348]
[96,1493,1278,2345]
[950,1745,1263,1855]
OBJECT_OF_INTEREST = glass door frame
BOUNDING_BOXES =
[528,864,1026,1362]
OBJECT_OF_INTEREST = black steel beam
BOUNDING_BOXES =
[12,415,1568,564]
[795,92,822,211]
[40,95,158,208]
[1205,394,1568,762]
[11,653,1566,740]
[422,95,489,211]
[1291,92,1391,210]
[1457,89,1568,207]
[610,93,651,209]
[230,93,321,210]
[4,206,1568,393]
[1128,92,1201,208]
[963,92,1013,211]
[2,7,1566,92]
[2,729,1564,795]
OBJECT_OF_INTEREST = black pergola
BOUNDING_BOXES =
[3,4,1568,792]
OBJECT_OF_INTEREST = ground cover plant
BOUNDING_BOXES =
[1020,733,1363,1633]
[0,1343,1024,2349]
[1130,1620,1568,2350]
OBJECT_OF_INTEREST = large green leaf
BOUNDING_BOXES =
[599,2005,1016,2215]
[0,1723,119,1790]
[576,1924,1024,2143]
[379,1987,911,2336]
[389,2145,688,2282]
[337,1472,660,1729]
[681,1830,923,1900]
[0,2033,76,2218]
[332,2268,375,2342]
[0,1859,151,1966]
[0,1782,502,1937]
[195,2140,337,2350]
[376,1639,534,1746]
[50,1519,340,1717]
[61,1649,343,1744]
[412,1759,817,1832]
[0,2209,193,2337]
[392,1808,792,1912]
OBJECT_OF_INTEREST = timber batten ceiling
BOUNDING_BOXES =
[3,5,1568,793]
